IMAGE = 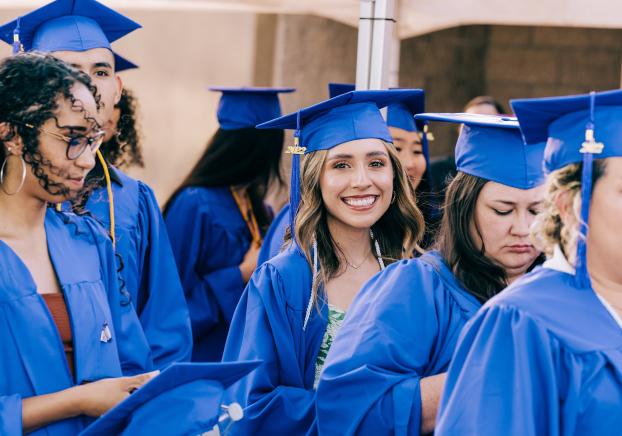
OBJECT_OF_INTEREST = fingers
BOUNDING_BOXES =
[124,370,160,393]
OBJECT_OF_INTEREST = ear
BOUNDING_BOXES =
[554,189,577,227]
[0,122,24,155]
[113,74,123,106]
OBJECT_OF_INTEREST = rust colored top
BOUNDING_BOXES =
[41,293,74,377]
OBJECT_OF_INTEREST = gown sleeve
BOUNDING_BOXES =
[222,264,317,435]
[435,303,561,436]
[316,260,454,436]
[134,182,193,368]
[165,193,245,342]
[0,393,21,434]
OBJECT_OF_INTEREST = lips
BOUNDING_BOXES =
[507,244,534,253]
[341,195,378,210]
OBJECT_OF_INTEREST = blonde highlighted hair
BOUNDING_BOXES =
[531,160,607,264]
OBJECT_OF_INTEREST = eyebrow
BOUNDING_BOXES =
[94,62,113,69]
[57,124,88,133]
[328,150,389,160]
[492,199,543,206]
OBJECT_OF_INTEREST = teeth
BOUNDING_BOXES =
[344,196,376,207]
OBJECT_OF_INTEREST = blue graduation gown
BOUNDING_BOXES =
[0,209,153,436]
[257,204,289,265]
[221,246,327,435]
[436,266,622,435]
[85,167,192,368]
[165,186,255,361]
[315,251,482,435]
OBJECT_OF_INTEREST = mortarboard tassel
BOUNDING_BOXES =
[575,91,603,288]
[12,17,22,54]
[287,110,305,246]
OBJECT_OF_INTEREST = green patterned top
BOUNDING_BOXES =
[314,304,347,389]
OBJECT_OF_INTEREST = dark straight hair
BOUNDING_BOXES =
[163,127,284,231]
[435,172,542,303]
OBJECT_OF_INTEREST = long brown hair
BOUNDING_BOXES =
[164,127,284,232]
[436,172,521,302]
[293,141,424,306]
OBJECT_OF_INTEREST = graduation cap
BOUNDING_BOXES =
[511,89,622,288]
[113,52,138,72]
[80,361,260,436]
[328,83,355,98]
[0,0,140,56]
[414,112,546,190]
[258,89,423,242]
[209,87,295,130]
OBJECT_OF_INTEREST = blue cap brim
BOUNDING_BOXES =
[79,361,260,436]
[328,83,355,98]
[113,51,138,72]
[0,0,141,52]
[209,86,295,94]
[415,112,519,129]
[511,88,622,144]
[258,89,424,131]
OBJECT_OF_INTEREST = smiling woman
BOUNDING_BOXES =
[221,89,424,435]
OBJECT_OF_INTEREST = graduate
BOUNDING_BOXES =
[221,89,425,434]
[0,53,156,436]
[0,0,193,370]
[257,84,436,265]
[315,112,546,435]
[436,90,622,435]
[164,87,292,361]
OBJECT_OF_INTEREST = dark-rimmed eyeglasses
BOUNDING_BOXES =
[13,121,105,160]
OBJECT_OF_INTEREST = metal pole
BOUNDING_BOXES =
[355,0,396,91]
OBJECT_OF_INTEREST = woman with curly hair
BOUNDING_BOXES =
[436,90,622,435]
[221,90,424,434]
[0,0,193,370]
[0,53,156,435]
[316,113,546,434]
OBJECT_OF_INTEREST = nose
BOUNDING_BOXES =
[351,163,373,189]
[510,209,532,237]
[74,146,97,172]
[401,153,416,173]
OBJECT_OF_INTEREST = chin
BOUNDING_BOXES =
[499,251,541,273]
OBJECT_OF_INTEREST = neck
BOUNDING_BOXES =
[0,190,47,240]
[589,257,622,313]
[327,216,373,263]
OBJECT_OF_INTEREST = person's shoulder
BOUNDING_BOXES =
[252,245,312,308]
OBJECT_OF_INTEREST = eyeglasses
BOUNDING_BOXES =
[14,121,105,160]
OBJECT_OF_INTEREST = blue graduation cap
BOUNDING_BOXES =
[414,112,546,190]
[328,83,355,98]
[80,361,260,436]
[258,89,423,240]
[511,89,622,288]
[209,87,295,130]
[113,52,138,72]
[0,0,140,56]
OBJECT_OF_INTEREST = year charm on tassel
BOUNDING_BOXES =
[580,128,604,154]
[100,322,112,343]
[286,137,306,155]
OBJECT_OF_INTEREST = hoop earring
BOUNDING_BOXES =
[0,154,26,196]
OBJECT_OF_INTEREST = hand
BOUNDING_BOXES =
[76,370,159,417]
[239,242,260,283]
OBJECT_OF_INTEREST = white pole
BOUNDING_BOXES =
[355,0,397,91]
